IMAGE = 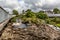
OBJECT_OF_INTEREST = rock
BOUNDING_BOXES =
[0,24,60,40]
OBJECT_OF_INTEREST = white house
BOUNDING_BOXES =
[0,6,9,23]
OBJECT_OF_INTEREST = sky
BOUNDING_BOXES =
[0,0,60,13]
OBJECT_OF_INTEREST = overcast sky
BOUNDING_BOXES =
[0,0,60,13]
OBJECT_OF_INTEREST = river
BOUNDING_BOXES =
[13,19,27,28]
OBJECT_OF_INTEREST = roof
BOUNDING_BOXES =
[0,6,8,13]
[44,11,53,13]
[47,14,60,17]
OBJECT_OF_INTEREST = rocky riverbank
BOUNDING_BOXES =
[0,23,60,40]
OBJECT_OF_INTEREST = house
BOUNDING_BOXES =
[0,6,9,23]
[44,10,54,14]
[44,10,60,17]
[42,10,60,17]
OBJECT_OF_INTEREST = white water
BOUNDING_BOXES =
[13,19,27,28]
[14,23,27,28]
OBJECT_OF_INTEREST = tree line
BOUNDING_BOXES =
[12,8,60,27]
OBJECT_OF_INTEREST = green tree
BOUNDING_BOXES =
[53,8,60,14]
[25,9,31,12]
[12,10,19,22]
[13,10,19,16]
[25,9,36,18]
[38,11,44,13]
[37,12,48,19]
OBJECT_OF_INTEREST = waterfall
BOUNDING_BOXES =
[13,19,27,28]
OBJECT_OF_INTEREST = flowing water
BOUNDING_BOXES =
[14,23,27,28]
[13,19,27,28]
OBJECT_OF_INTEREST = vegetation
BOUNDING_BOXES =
[56,24,60,27]
[53,8,60,14]
[13,10,19,16]
[11,8,60,27]
[11,10,19,22]
[19,9,48,25]
[36,12,48,19]
[25,9,36,18]
[11,17,17,22]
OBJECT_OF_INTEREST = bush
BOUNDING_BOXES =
[51,17,60,23]
[11,17,17,22]
[56,24,60,28]
[45,18,51,24]
[37,13,48,19]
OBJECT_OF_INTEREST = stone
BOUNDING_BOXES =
[0,24,60,40]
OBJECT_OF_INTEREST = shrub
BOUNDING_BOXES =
[56,24,60,28]
[37,13,48,19]
[45,18,51,24]
[11,17,17,22]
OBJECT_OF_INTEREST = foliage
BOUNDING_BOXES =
[49,22,56,26]
[51,17,60,23]
[46,17,60,27]
[55,18,60,23]
[36,12,48,19]
[53,8,60,14]
[11,10,19,23]
[13,10,19,16]
[11,9,60,28]
[56,24,60,27]
[45,18,51,24]
[20,9,48,20]
[11,17,17,22]
[45,18,56,26]
[25,9,36,18]
[19,9,48,25]
[38,11,44,13]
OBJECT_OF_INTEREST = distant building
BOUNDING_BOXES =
[44,10,60,17]
[44,10,54,14]
[0,6,9,23]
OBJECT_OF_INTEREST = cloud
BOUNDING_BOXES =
[24,0,60,11]
[0,0,60,13]
[0,0,20,13]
